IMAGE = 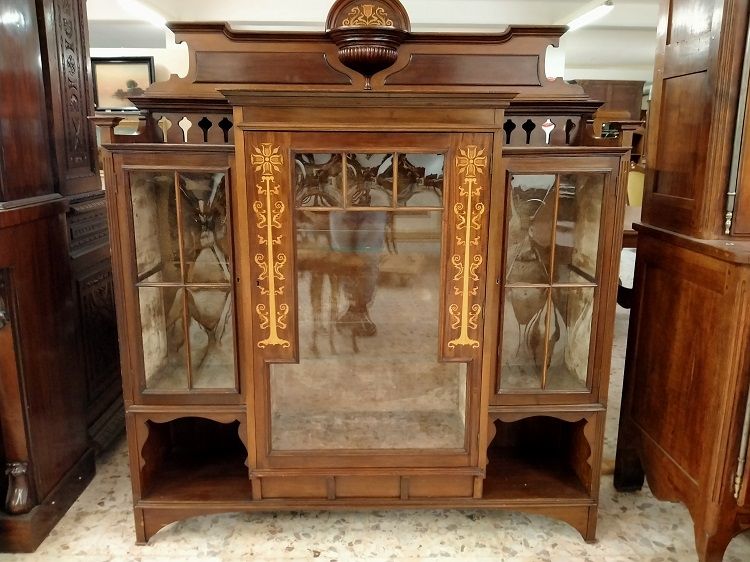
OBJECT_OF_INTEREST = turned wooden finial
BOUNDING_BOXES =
[326,0,411,89]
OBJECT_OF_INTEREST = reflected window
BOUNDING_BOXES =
[295,154,344,208]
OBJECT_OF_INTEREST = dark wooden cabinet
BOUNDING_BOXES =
[617,225,750,561]
[639,0,747,238]
[0,203,95,551]
[0,0,120,552]
[96,0,628,545]
[42,0,123,448]
[577,80,645,122]
[614,1,750,561]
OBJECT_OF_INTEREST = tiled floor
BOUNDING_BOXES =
[2,250,750,561]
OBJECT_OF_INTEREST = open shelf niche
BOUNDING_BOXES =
[137,416,251,503]
[483,414,599,501]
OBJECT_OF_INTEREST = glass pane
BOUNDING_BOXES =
[397,154,444,207]
[346,153,393,207]
[506,174,556,285]
[554,174,605,283]
[130,172,181,283]
[546,287,594,391]
[178,173,232,284]
[139,286,188,390]
[499,287,549,390]
[188,289,236,389]
[294,154,344,208]
[272,209,467,450]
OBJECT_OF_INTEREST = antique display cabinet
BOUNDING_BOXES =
[94,0,628,544]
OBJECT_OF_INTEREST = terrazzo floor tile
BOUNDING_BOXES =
[2,250,750,562]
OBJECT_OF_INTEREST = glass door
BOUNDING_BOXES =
[494,154,622,404]
[245,132,492,468]
[129,170,235,392]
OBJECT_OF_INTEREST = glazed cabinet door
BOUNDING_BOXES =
[492,152,626,405]
[242,132,492,469]
[110,149,242,405]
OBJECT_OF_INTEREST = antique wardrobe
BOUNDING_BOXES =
[614,1,750,561]
[94,0,628,544]
[1,0,120,552]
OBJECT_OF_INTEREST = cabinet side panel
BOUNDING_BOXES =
[2,211,89,500]
[629,237,730,484]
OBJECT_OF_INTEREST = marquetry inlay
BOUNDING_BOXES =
[251,143,290,349]
[342,4,394,27]
[448,145,488,349]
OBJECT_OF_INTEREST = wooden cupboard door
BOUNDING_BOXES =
[244,131,492,468]
[493,153,626,405]
[128,170,236,393]
[108,149,241,404]
[641,0,748,237]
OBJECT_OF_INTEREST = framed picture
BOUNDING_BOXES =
[91,57,155,111]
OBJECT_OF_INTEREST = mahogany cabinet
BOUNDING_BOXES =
[0,203,95,552]
[614,0,750,561]
[0,0,119,552]
[96,0,628,544]
[616,225,750,562]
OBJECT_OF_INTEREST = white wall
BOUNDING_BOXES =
[90,36,189,82]
[87,0,660,83]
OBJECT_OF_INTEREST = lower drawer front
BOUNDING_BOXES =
[259,475,474,500]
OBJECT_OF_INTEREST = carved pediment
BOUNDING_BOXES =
[326,0,411,88]
[326,0,410,32]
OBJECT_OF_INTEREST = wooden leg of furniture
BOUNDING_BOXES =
[694,524,736,562]
[139,506,254,544]
[519,505,598,543]
[613,419,645,492]
[616,282,633,309]
[139,508,193,546]
[133,508,147,546]
[0,450,95,553]
[614,302,644,492]
[584,506,599,543]
[613,458,645,492]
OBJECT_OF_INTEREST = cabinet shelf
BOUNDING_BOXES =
[140,418,250,504]
[483,448,589,501]
[142,453,251,503]
[483,416,593,501]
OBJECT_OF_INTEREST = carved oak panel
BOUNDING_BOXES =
[76,262,119,406]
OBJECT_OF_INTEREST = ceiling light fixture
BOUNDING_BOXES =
[567,0,614,32]
[116,0,167,30]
